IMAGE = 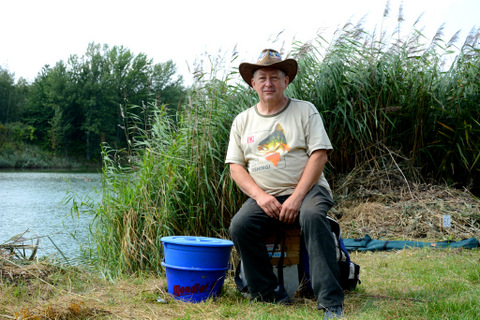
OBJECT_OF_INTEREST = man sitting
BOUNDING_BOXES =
[226,49,344,319]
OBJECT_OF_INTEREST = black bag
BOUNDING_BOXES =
[327,216,361,291]
[234,216,361,295]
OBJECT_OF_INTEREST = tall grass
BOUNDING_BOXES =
[89,52,256,275]
[88,17,480,275]
[287,18,480,189]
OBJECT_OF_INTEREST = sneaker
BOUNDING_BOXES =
[324,305,344,319]
[268,287,294,305]
[252,286,294,305]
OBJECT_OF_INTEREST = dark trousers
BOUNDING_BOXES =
[229,185,344,308]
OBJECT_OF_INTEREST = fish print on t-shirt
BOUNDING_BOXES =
[256,123,291,167]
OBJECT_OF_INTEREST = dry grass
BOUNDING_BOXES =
[0,263,312,320]
[336,184,480,240]
[2,248,479,320]
[0,261,165,319]
[331,159,480,241]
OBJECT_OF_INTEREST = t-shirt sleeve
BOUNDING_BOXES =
[225,117,246,165]
[305,110,333,156]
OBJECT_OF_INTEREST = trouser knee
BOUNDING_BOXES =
[299,206,330,231]
[229,215,242,240]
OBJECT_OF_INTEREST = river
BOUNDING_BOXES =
[0,170,102,264]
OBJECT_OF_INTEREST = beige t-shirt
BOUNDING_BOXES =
[226,98,333,196]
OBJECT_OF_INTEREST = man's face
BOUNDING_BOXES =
[251,68,289,103]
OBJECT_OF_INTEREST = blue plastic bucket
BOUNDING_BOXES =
[161,262,229,302]
[161,236,234,302]
[161,236,233,269]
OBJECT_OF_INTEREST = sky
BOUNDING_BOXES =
[1,0,479,85]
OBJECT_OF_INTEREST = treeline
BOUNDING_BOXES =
[0,42,185,163]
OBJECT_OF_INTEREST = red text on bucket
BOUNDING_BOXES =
[173,282,214,296]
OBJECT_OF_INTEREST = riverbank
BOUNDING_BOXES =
[2,179,480,319]
[0,141,100,170]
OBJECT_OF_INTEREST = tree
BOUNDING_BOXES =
[15,42,186,162]
[48,105,70,154]
[0,67,16,123]
[0,67,30,125]
[151,60,184,105]
[22,66,53,146]
[11,78,29,122]
[22,62,76,154]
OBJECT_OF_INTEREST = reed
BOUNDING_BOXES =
[88,52,256,275]
[287,18,479,190]
[87,18,480,275]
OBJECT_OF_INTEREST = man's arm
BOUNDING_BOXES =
[279,149,329,224]
[229,163,283,219]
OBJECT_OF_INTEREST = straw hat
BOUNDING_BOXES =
[239,49,298,87]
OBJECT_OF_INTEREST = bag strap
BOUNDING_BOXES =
[235,228,288,294]
[271,228,286,287]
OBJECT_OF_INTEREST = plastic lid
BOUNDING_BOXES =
[160,236,234,247]
[161,261,230,271]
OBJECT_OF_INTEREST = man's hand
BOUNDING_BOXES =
[229,149,329,223]
[229,163,282,218]
[255,193,283,219]
[278,194,302,224]
[277,150,329,224]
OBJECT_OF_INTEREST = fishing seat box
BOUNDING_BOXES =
[265,227,301,266]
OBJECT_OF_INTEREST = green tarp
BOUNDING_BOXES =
[343,235,480,252]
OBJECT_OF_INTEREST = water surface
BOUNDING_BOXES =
[0,170,102,262]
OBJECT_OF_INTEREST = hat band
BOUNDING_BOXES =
[258,50,282,62]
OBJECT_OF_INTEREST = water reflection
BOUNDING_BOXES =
[0,171,102,262]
